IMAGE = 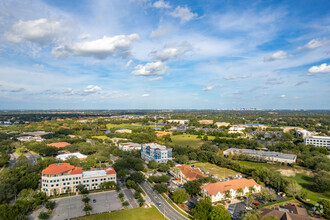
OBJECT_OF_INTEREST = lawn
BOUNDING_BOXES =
[171,134,214,148]
[194,162,241,179]
[76,206,164,220]
[287,174,330,203]
[106,123,163,130]
[92,135,110,140]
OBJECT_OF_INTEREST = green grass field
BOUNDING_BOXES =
[91,135,110,140]
[106,123,163,130]
[287,174,330,203]
[171,134,215,148]
[194,162,241,179]
[76,206,164,220]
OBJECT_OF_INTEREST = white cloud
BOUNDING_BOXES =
[308,63,330,75]
[149,76,163,81]
[150,25,175,39]
[280,94,286,98]
[298,39,328,50]
[264,50,288,61]
[224,74,250,80]
[152,42,192,60]
[126,59,133,67]
[132,61,169,76]
[84,85,102,93]
[152,0,171,9]
[202,86,215,91]
[52,34,140,59]
[142,93,150,97]
[5,18,63,45]
[169,6,197,24]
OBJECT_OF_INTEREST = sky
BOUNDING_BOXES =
[0,0,330,110]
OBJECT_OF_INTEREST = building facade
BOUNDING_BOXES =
[118,142,141,151]
[223,148,297,164]
[170,165,206,184]
[41,163,116,196]
[167,119,190,125]
[304,136,330,150]
[56,152,87,161]
[141,143,172,163]
[200,178,261,203]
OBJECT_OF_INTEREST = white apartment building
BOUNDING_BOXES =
[200,178,261,203]
[141,143,172,163]
[17,136,44,142]
[215,122,231,127]
[41,163,116,196]
[118,142,141,151]
[167,119,190,125]
[229,126,245,134]
[304,136,330,150]
[56,152,87,161]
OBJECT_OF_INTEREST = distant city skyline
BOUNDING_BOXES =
[0,0,329,110]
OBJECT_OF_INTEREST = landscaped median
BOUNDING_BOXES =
[161,193,192,219]
[73,206,164,220]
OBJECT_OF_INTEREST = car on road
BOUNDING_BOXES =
[93,199,96,203]
[157,202,161,207]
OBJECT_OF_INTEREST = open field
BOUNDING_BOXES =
[287,174,330,203]
[106,123,163,130]
[92,135,110,140]
[194,162,241,179]
[171,134,215,148]
[76,206,164,220]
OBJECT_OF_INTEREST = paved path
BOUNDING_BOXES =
[140,181,188,220]
[118,179,139,208]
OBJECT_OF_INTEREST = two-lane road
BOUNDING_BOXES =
[140,181,188,220]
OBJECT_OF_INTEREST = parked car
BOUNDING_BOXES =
[253,202,259,206]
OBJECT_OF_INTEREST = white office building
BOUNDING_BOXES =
[118,142,141,151]
[304,136,330,150]
[141,143,172,163]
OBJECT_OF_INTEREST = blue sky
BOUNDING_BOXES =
[0,0,329,110]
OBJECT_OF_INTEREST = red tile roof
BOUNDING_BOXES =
[105,167,116,175]
[201,178,260,195]
[42,163,81,175]
[177,165,206,181]
[47,142,71,148]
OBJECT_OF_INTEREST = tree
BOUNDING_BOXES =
[249,186,256,194]
[45,201,56,210]
[285,181,302,197]
[167,160,175,167]
[176,155,189,164]
[154,183,168,193]
[192,198,212,220]
[260,187,276,201]
[149,160,158,169]
[158,163,170,172]
[83,204,92,212]
[189,152,197,160]
[171,188,190,204]
[320,199,330,219]
[314,171,330,192]
[209,205,231,220]
[82,196,90,203]
[184,180,203,195]
[129,172,145,183]
[237,188,244,197]
[118,193,124,199]
[38,212,50,220]
[138,197,145,207]
[122,201,129,207]
[126,180,136,189]
[76,183,85,193]
[241,209,260,220]
[225,190,231,199]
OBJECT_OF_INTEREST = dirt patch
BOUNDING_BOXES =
[277,168,313,177]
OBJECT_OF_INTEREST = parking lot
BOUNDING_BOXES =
[30,191,123,220]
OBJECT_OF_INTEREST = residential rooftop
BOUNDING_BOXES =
[201,178,260,195]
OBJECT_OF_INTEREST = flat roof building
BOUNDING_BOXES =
[223,148,297,164]
[141,143,172,163]
[304,136,330,150]
[56,152,87,161]
[118,142,141,151]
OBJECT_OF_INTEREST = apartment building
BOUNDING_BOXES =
[17,136,44,142]
[118,142,141,151]
[223,148,297,164]
[200,178,261,202]
[141,143,172,163]
[167,119,190,125]
[215,122,231,127]
[41,163,116,196]
[304,136,330,150]
[228,126,245,134]
[56,152,87,161]
[198,120,214,125]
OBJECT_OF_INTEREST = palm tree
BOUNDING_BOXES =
[237,188,244,196]
[249,187,256,195]
[225,190,231,199]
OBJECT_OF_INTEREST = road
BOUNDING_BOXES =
[117,179,139,208]
[140,181,188,220]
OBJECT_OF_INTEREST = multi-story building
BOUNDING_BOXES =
[141,143,172,163]
[200,178,261,202]
[41,163,116,196]
[17,136,44,142]
[118,142,141,151]
[167,119,190,125]
[198,120,214,125]
[296,130,316,138]
[223,148,297,164]
[215,122,231,127]
[170,165,206,184]
[56,152,87,161]
[304,136,330,150]
[228,126,245,134]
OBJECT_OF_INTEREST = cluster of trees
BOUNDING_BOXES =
[113,155,145,177]
[148,175,170,183]
[192,198,231,220]
[148,159,175,171]
[184,177,216,195]
[212,137,262,149]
